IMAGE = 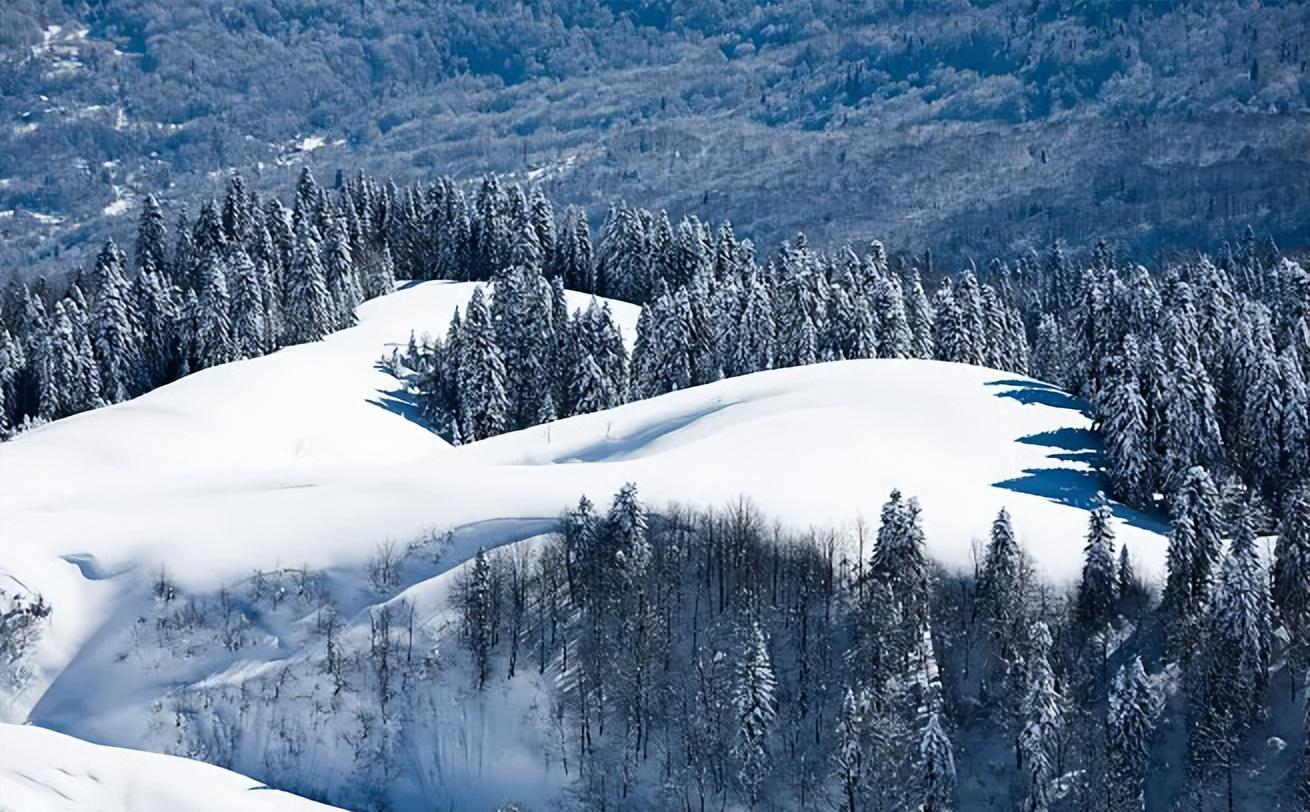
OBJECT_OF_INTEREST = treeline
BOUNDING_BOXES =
[390,201,1027,443]
[1024,233,1310,528]
[4,165,1307,535]
[0,170,397,434]
[443,477,1308,810]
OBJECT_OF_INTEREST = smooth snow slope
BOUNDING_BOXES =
[0,280,1164,720]
[0,724,339,811]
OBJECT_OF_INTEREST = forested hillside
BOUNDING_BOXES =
[1,0,1307,277]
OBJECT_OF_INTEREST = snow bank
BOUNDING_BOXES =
[0,724,338,811]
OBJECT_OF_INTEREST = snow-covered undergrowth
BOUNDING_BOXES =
[0,280,1166,809]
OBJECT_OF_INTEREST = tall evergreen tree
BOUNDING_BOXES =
[1076,493,1117,633]
[1107,657,1156,812]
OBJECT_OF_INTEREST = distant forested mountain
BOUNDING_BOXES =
[0,0,1307,278]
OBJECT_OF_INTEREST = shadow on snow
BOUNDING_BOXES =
[985,379,1166,534]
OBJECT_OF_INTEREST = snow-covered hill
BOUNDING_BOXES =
[0,279,1167,809]
[0,724,339,811]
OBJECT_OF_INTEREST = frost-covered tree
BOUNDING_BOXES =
[1076,493,1117,633]
[1017,622,1062,812]
[1274,482,1310,651]
[89,241,138,403]
[732,620,776,808]
[1107,657,1156,812]
[228,246,266,360]
[918,711,956,812]
[283,221,333,344]
[457,288,510,441]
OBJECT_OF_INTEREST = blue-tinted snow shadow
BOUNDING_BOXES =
[367,387,432,431]
[986,379,1166,534]
[984,378,1092,417]
[558,401,738,463]
[367,358,439,433]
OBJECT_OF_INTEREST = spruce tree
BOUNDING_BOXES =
[283,221,333,344]
[733,620,776,809]
[457,287,510,441]
[1107,657,1156,812]
[1273,482,1310,651]
[89,241,139,403]
[194,249,234,368]
[904,270,936,360]
[1076,493,1117,633]
[1017,622,1062,812]
[229,246,267,360]
[918,711,957,812]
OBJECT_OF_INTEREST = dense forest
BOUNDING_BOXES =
[138,478,1307,810]
[1,165,1308,808]
[2,0,1306,275]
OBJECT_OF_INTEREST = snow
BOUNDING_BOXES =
[102,198,131,217]
[296,135,326,152]
[103,185,135,217]
[0,724,339,811]
[0,278,1168,807]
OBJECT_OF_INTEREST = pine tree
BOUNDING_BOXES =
[193,249,234,368]
[733,620,776,809]
[932,280,970,364]
[464,546,497,689]
[89,241,139,403]
[1032,313,1066,386]
[457,287,510,440]
[324,219,362,329]
[870,490,931,663]
[1117,544,1136,601]
[606,482,649,583]
[904,270,935,360]
[874,273,913,358]
[1190,500,1271,792]
[1101,335,1152,506]
[1076,493,1117,633]
[1017,622,1062,812]
[833,687,866,812]
[283,220,333,344]
[918,711,957,812]
[229,247,267,360]
[1107,657,1156,812]
[1273,482,1310,651]
[978,507,1026,653]
[133,193,169,278]
[568,352,613,417]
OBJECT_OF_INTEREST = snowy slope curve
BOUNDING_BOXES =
[0,724,339,811]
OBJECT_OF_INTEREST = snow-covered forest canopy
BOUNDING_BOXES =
[0,163,1308,809]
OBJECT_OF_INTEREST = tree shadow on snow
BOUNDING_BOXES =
[367,387,433,432]
[986,379,1166,534]
[984,378,1092,417]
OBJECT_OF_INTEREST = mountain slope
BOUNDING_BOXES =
[1,278,1160,704]
[0,278,1168,807]
[2,1,1306,276]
